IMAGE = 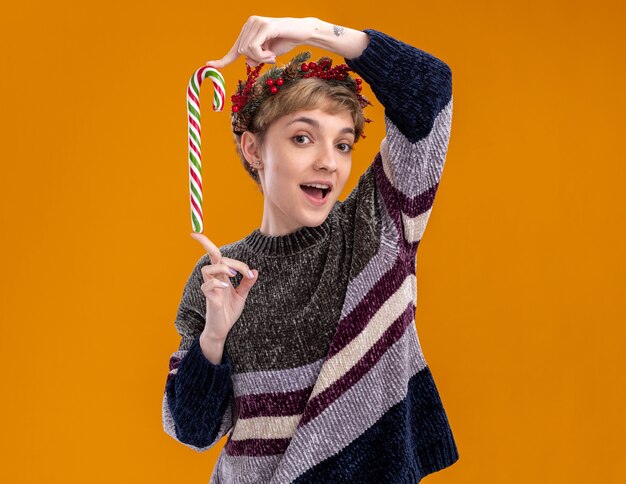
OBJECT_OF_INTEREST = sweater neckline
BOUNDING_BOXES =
[242,210,334,257]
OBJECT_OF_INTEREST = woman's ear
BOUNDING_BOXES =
[240,131,262,168]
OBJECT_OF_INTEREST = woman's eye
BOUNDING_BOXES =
[338,143,353,153]
[293,135,311,144]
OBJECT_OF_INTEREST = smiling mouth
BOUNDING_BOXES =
[300,185,330,199]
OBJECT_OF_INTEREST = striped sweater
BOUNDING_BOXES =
[162,28,458,483]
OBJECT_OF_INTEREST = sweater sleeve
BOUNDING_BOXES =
[161,255,236,451]
[344,29,453,252]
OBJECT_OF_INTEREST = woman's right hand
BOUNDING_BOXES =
[204,16,319,68]
[190,232,258,342]
[204,16,368,72]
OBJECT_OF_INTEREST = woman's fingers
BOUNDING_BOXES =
[190,233,222,265]
[241,18,278,66]
[249,27,276,62]
[190,233,256,281]
[237,16,255,54]
[239,19,264,60]
[237,16,260,54]
[200,278,231,302]
[200,257,256,281]
[205,17,252,69]
[205,45,240,69]
[202,278,230,291]
[233,268,258,300]
[205,43,239,69]
[206,16,277,69]
[221,256,256,279]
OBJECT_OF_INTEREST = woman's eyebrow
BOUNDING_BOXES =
[286,116,355,135]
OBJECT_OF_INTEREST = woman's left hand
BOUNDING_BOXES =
[205,16,319,69]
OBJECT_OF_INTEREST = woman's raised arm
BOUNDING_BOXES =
[342,29,453,252]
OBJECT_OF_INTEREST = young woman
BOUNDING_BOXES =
[162,16,459,483]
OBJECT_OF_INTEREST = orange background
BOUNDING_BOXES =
[1,1,625,482]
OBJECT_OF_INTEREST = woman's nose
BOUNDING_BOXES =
[314,143,338,171]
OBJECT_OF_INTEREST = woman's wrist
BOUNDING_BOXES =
[199,332,226,365]
[307,18,370,61]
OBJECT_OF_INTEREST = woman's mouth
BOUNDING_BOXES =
[300,184,330,205]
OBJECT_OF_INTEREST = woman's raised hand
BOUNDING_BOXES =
[205,16,319,68]
[190,232,258,343]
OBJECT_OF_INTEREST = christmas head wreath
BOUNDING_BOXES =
[230,51,373,138]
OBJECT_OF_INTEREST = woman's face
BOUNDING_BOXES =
[246,104,355,236]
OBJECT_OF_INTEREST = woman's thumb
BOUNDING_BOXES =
[234,269,258,299]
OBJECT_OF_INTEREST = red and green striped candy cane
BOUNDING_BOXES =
[187,66,226,233]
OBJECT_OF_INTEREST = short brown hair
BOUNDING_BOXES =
[231,77,366,189]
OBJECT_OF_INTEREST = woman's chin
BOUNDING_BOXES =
[300,206,332,226]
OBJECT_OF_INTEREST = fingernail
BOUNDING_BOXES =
[248,270,254,278]
[220,281,229,287]
[229,267,237,276]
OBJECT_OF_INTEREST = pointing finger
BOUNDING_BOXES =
[190,232,222,265]
[205,46,241,68]
[205,57,228,69]
[206,23,246,69]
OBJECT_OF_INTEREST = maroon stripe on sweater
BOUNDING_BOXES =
[299,303,416,427]
[236,384,314,419]
[372,153,404,233]
[168,355,182,372]
[225,436,291,457]
[398,181,439,219]
[373,149,440,220]
[326,251,411,360]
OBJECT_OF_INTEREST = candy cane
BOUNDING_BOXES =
[187,66,226,233]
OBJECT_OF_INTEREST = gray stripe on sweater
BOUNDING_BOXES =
[383,96,453,199]
[233,357,324,397]
[210,452,283,484]
[269,321,427,483]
